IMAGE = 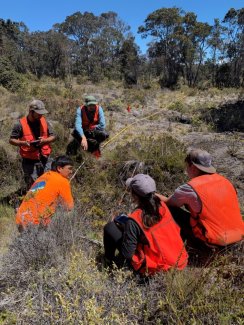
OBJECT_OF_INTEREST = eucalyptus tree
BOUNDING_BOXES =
[0,19,28,72]
[138,8,212,88]
[220,8,244,87]
[91,11,130,80]
[0,19,28,90]
[54,11,100,76]
[54,11,130,81]
[177,12,212,86]
[119,36,140,85]
[207,19,226,86]
[138,8,182,88]
[23,31,69,78]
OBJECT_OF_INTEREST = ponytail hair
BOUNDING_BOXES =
[133,191,162,227]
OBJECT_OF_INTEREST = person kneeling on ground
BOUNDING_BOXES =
[67,95,109,158]
[103,174,188,275]
[16,155,74,232]
[157,148,244,261]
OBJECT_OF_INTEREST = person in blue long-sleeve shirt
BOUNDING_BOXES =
[67,95,109,158]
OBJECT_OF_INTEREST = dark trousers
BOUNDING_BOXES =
[66,129,109,155]
[169,207,222,265]
[103,221,126,267]
[22,156,52,190]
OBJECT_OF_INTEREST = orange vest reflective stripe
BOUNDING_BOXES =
[19,117,51,159]
[129,203,188,274]
[188,174,244,245]
[80,105,99,131]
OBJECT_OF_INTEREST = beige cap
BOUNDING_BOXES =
[187,149,216,174]
[29,100,48,114]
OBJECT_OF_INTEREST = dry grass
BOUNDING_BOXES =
[0,208,243,324]
[0,79,243,324]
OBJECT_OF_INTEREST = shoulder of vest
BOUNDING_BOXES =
[20,116,27,123]
[188,174,218,184]
[40,116,47,123]
[129,209,142,222]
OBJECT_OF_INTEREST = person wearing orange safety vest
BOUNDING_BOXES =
[67,95,109,158]
[16,155,74,232]
[157,149,244,261]
[9,100,56,190]
[103,174,188,275]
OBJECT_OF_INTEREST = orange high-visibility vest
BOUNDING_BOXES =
[129,203,188,275]
[188,174,244,246]
[20,117,51,159]
[80,105,99,131]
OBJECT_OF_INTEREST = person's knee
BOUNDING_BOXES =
[72,130,82,143]
[24,175,34,190]
[100,131,109,142]
[103,221,116,236]
[93,130,109,142]
[103,221,123,244]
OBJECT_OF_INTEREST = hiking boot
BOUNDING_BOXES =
[92,149,101,159]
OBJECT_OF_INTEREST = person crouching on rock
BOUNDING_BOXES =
[103,174,188,275]
[68,95,109,159]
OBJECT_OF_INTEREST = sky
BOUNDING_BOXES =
[1,0,243,53]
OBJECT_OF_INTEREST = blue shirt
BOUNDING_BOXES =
[74,106,106,137]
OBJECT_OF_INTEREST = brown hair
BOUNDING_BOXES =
[132,190,162,227]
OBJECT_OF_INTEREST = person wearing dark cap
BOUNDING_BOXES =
[67,95,109,158]
[9,100,56,189]
[103,174,188,275]
[157,149,244,253]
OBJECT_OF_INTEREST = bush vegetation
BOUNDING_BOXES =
[0,63,243,323]
[0,124,243,323]
[0,208,243,324]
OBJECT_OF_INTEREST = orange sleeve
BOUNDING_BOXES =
[59,179,74,210]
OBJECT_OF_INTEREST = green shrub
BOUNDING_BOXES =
[0,145,22,199]
[0,57,24,92]
[0,211,242,324]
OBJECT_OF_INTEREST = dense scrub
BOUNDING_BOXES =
[0,79,243,323]
[0,209,243,324]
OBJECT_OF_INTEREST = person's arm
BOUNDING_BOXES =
[164,184,201,215]
[39,135,56,146]
[74,107,88,150]
[121,219,142,259]
[59,179,74,211]
[9,138,30,147]
[9,122,30,147]
[74,107,84,136]
[155,193,170,203]
[95,106,106,130]
[39,122,56,145]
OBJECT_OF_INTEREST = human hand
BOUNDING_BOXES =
[30,139,41,148]
[81,136,88,150]
[155,192,168,202]
[38,137,46,146]
[22,140,30,147]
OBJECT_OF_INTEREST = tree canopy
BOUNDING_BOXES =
[0,7,243,90]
